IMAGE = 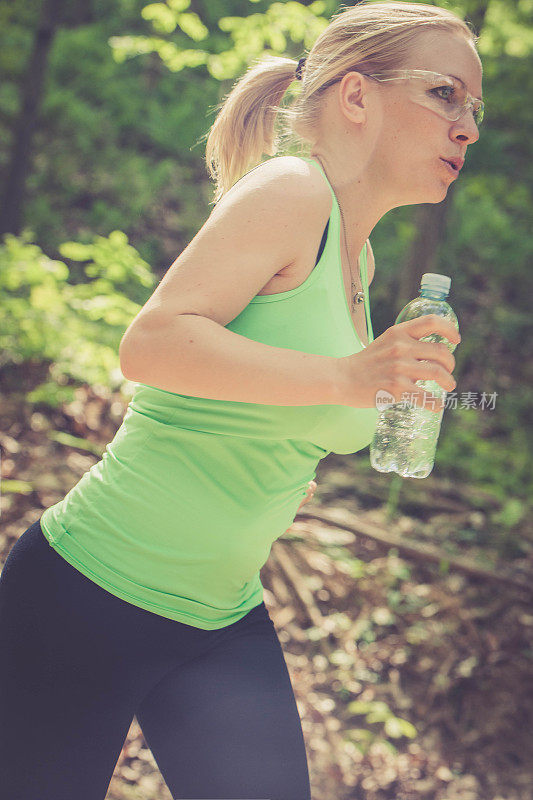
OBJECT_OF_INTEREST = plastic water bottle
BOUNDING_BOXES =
[369,273,460,479]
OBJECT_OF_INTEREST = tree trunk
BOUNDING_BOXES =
[0,0,67,238]
[396,193,455,313]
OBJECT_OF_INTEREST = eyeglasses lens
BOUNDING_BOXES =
[452,78,484,125]
[411,76,483,126]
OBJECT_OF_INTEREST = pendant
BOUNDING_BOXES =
[352,291,365,309]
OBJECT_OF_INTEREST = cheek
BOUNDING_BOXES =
[375,104,437,177]
[381,106,420,149]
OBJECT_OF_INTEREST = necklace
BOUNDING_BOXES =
[314,155,365,311]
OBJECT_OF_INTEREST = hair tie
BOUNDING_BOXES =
[295,57,306,81]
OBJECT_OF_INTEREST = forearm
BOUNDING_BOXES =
[120,312,346,406]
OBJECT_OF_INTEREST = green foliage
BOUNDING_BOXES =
[1,479,34,495]
[47,431,106,457]
[437,407,532,500]
[59,229,154,305]
[1,0,217,267]
[0,230,154,406]
[385,473,404,520]
[110,1,328,81]
[345,699,418,754]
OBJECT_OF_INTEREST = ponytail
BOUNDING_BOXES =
[203,55,300,205]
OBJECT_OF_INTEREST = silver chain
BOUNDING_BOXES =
[314,155,365,311]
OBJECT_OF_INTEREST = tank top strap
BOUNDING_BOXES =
[298,156,340,220]
[297,155,343,272]
[360,242,374,343]
[299,155,374,346]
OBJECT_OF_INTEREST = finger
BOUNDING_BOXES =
[402,360,456,393]
[414,341,456,373]
[401,315,461,345]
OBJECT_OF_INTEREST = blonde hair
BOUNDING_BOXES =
[202,1,479,205]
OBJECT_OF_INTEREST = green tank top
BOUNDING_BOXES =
[39,156,378,630]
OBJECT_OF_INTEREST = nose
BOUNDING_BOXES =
[450,106,480,144]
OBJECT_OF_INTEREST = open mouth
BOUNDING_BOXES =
[440,158,459,172]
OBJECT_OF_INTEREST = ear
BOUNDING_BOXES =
[338,71,371,124]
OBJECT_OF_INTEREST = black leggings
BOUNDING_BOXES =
[0,519,312,800]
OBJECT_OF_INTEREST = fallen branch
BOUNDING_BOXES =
[294,507,533,596]
[348,465,504,511]
[269,546,336,660]
[269,545,325,630]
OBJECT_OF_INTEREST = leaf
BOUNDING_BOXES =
[176,12,209,41]
[142,4,179,34]
[1,480,34,495]
[384,716,418,739]
[48,431,105,456]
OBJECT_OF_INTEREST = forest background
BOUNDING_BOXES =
[1,1,532,799]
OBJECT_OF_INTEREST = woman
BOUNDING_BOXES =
[0,2,480,798]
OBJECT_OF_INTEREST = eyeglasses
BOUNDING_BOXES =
[323,69,484,127]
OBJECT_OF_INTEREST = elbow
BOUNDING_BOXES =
[119,328,146,382]
[118,311,170,383]
[119,336,135,381]
[119,311,188,385]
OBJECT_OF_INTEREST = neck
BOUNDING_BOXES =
[310,149,387,266]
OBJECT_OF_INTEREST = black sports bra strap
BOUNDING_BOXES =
[315,220,329,267]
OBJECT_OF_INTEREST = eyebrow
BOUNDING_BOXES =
[449,74,483,102]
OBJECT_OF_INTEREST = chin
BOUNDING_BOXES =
[421,177,451,204]
[436,180,452,201]
[397,186,447,208]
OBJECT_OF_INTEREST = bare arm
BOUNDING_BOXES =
[121,312,344,405]
[120,157,344,406]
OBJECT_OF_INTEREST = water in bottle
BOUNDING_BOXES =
[369,272,460,479]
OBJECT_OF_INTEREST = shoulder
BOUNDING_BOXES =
[207,156,333,263]
[215,156,331,222]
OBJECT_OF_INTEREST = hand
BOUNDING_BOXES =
[337,314,461,413]
[296,480,317,513]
